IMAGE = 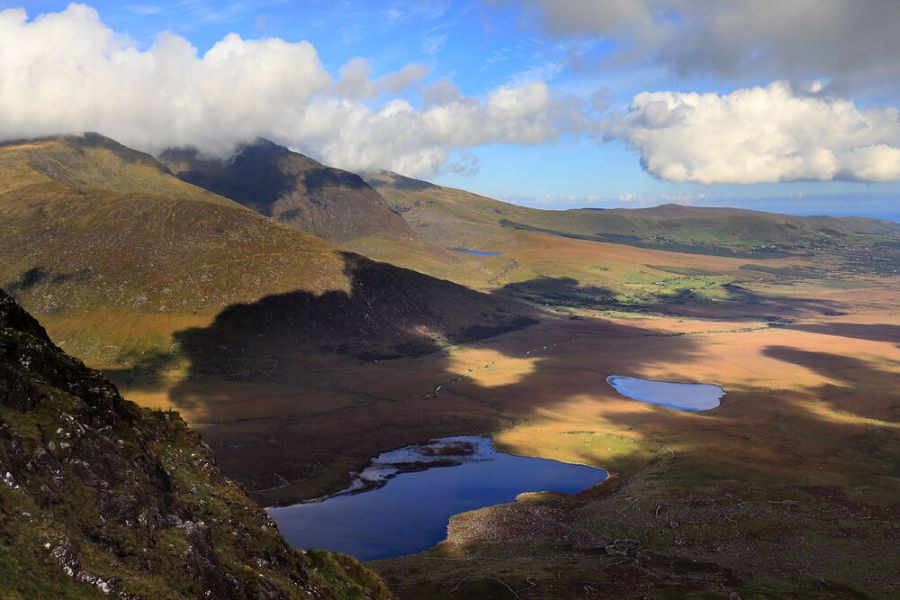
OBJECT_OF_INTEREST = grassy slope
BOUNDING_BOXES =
[0,135,528,368]
[0,135,343,362]
[1,133,235,207]
[364,170,900,319]
[160,140,454,271]
[158,140,452,272]
[0,289,392,599]
[366,171,900,256]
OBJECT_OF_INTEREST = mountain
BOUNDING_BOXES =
[0,134,345,362]
[1,133,234,207]
[159,139,418,246]
[364,171,533,250]
[366,171,900,258]
[0,132,537,523]
[0,134,530,366]
[0,288,391,599]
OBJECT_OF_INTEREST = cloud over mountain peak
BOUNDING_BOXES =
[0,3,578,176]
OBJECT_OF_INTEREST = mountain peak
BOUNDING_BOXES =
[0,133,246,208]
[160,139,417,244]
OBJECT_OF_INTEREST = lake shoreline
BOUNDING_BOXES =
[268,436,608,561]
[607,375,726,411]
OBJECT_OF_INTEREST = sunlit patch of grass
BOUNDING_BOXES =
[445,347,538,387]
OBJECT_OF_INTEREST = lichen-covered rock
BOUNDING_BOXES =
[0,288,392,599]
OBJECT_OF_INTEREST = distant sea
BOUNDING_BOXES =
[729,197,900,222]
[517,194,900,223]
[635,198,899,223]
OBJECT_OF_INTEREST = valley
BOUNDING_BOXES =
[1,134,898,598]
[135,264,900,598]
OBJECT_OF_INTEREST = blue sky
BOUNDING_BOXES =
[3,0,900,220]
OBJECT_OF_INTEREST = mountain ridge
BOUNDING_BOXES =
[0,134,529,367]
[365,171,900,256]
[160,139,418,244]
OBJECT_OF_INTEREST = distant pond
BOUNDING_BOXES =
[450,248,502,256]
[607,375,724,411]
[268,436,607,561]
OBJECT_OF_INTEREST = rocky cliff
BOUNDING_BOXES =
[0,289,391,599]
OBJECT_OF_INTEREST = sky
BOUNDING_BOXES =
[1,1,899,220]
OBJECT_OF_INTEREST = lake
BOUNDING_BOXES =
[450,247,502,256]
[268,436,607,561]
[607,375,724,411]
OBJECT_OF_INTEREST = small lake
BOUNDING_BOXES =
[607,375,724,411]
[450,247,502,257]
[268,436,606,561]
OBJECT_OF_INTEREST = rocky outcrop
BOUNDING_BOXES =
[0,288,392,599]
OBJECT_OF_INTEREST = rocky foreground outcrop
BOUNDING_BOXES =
[0,288,391,599]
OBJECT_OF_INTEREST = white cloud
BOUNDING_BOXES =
[500,0,900,95]
[125,4,161,16]
[295,81,579,175]
[0,4,330,156]
[0,4,578,176]
[607,82,900,184]
[335,58,429,100]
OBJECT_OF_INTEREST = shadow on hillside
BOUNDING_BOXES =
[762,345,900,421]
[4,266,78,294]
[153,258,893,505]
[498,276,849,321]
[502,276,615,308]
[5,267,48,292]
[172,252,535,371]
[161,143,294,213]
[158,256,704,497]
[0,266,85,297]
[645,282,850,321]
[103,350,180,391]
[783,322,900,346]
[162,141,372,218]
[305,167,370,193]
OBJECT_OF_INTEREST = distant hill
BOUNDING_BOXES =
[365,170,532,250]
[0,288,391,599]
[366,171,900,258]
[160,139,417,245]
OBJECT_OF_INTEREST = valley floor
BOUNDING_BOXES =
[41,232,900,599]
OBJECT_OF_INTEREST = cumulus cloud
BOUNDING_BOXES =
[295,80,580,175]
[335,58,429,100]
[606,82,900,184]
[500,0,900,95]
[0,4,579,176]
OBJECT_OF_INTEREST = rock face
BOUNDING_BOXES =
[0,289,392,599]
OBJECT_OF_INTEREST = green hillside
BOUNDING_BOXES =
[1,133,234,207]
[366,171,900,258]
[0,135,531,366]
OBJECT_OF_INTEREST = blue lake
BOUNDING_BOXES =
[450,248,502,256]
[268,436,607,561]
[607,375,724,411]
